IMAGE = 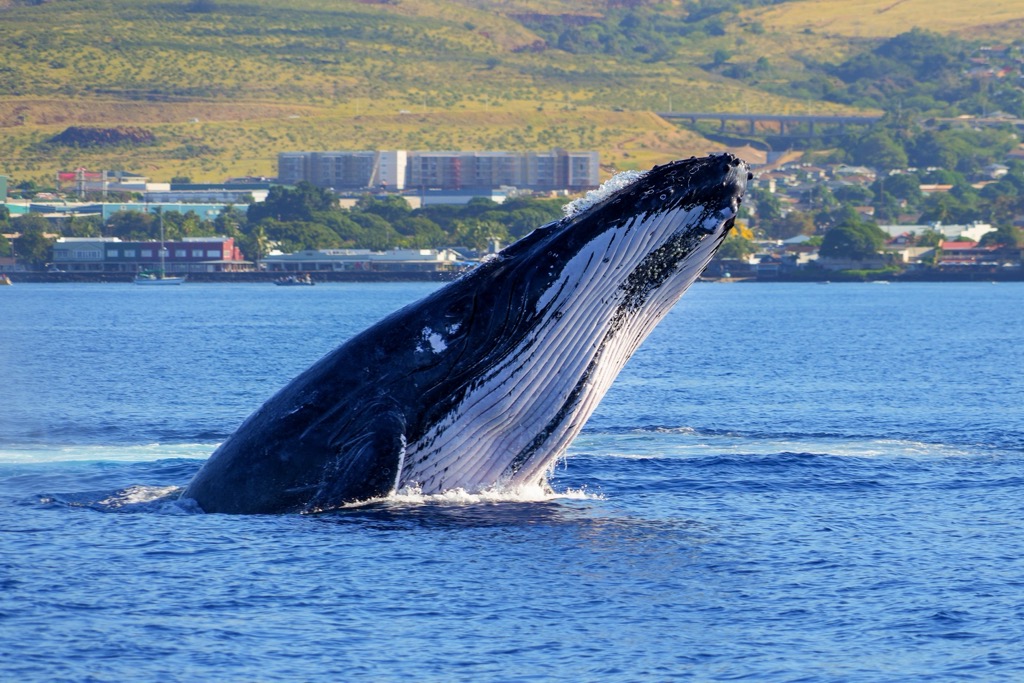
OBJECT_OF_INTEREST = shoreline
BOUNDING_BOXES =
[3,270,1022,284]
[1,271,461,284]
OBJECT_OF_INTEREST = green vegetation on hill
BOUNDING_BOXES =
[0,0,862,183]
[744,29,1024,118]
[0,0,1022,186]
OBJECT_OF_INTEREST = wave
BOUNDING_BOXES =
[575,424,1019,458]
[0,442,218,464]
[38,484,199,514]
[1,423,231,448]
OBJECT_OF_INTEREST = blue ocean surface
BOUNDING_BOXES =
[1,281,1022,682]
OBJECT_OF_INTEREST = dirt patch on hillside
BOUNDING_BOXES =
[0,99,324,128]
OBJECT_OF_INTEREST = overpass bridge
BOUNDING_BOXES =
[658,111,883,136]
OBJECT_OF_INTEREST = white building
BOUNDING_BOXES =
[262,248,463,273]
[279,149,599,193]
[879,223,995,242]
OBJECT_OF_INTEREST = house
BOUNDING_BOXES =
[919,184,954,195]
[982,163,1009,179]
[886,232,916,247]
[878,223,994,242]
[889,246,937,266]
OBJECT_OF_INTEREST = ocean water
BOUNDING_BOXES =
[1,281,1022,682]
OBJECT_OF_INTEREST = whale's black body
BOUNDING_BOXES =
[183,154,750,513]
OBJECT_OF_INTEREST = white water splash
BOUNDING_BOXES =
[341,482,601,508]
[562,169,648,218]
[98,485,182,508]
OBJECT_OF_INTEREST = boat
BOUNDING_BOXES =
[135,270,187,285]
[134,211,186,285]
[274,274,315,286]
[0,274,12,286]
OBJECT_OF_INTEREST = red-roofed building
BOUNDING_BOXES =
[938,241,1014,271]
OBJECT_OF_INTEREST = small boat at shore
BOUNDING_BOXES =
[274,274,315,286]
[0,274,12,286]
[134,209,186,285]
[135,270,187,285]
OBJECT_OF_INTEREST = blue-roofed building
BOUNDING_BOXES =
[101,203,236,221]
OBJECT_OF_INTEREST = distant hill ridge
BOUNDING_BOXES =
[1,0,1023,183]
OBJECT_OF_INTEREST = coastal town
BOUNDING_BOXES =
[3,140,1023,283]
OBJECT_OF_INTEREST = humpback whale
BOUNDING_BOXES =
[183,154,750,513]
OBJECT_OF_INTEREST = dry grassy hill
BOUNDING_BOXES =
[1,0,1022,185]
[751,0,1024,39]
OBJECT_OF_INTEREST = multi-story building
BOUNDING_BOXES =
[278,151,408,191]
[52,236,248,273]
[279,150,599,193]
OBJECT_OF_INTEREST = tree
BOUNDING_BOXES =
[819,224,885,260]
[246,224,270,266]
[236,221,277,264]
[14,180,40,199]
[918,182,979,224]
[712,48,732,66]
[394,216,446,246]
[162,210,206,240]
[355,194,412,224]
[979,225,1022,248]
[717,230,757,259]
[65,215,101,237]
[453,219,508,251]
[323,213,366,246]
[12,215,54,268]
[480,197,563,239]
[214,205,247,236]
[247,182,337,224]
[802,184,838,211]
[749,187,782,223]
[818,209,886,260]
[350,212,402,250]
[258,220,343,253]
[873,172,921,205]
[833,184,874,204]
[914,230,943,247]
[105,210,159,240]
[762,211,815,240]
[871,192,904,222]
[849,130,908,171]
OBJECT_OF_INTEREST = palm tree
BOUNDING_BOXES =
[252,224,269,270]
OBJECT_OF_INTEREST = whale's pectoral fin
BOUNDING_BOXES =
[303,407,406,512]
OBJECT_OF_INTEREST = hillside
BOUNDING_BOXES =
[752,0,1024,39]
[1,0,1023,185]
